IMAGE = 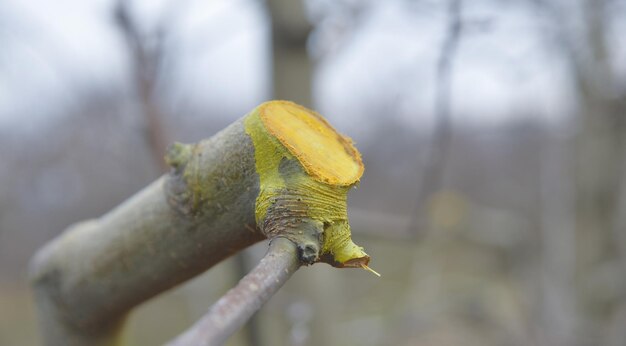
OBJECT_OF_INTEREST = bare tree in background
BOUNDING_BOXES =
[114,0,171,172]
[409,0,463,235]
[267,0,312,107]
[534,0,626,344]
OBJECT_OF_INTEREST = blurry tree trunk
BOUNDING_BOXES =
[267,0,312,107]
[569,0,626,340]
[410,0,462,235]
[528,0,626,343]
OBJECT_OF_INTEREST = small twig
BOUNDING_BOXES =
[409,0,463,235]
[166,238,301,346]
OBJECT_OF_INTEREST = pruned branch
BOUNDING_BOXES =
[29,118,265,346]
[30,101,369,345]
[167,237,300,346]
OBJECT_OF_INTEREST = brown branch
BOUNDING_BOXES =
[167,238,300,346]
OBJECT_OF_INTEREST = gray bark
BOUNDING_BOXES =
[29,118,266,345]
[166,238,300,346]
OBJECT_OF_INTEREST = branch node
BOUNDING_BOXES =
[297,242,320,265]
[164,142,192,170]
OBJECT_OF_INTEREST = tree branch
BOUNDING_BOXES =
[29,119,265,345]
[167,237,300,346]
[29,101,368,345]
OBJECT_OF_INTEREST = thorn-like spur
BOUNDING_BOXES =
[361,264,381,277]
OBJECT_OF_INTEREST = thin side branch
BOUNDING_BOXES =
[167,238,300,346]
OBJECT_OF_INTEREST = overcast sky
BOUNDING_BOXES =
[1,0,625,133]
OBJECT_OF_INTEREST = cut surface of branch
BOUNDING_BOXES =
[245,101,369,268]
[259,100,363,185]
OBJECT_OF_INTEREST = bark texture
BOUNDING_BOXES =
[29,101,367,345]
[29,119,264,345]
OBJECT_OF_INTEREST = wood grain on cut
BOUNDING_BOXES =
[258,100,364,186]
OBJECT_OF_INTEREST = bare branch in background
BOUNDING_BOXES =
[267,0,312,107]
[166,238,301,346]
[409,0,463,235]
[114,0,169,172]
[532,0,626,344]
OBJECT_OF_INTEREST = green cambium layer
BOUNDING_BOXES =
[244,106,369,267]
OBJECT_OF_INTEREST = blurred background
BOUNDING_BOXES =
[1,0,626,345]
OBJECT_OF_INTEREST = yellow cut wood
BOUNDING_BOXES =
[244,100,372,270]
[259,101,363,186]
